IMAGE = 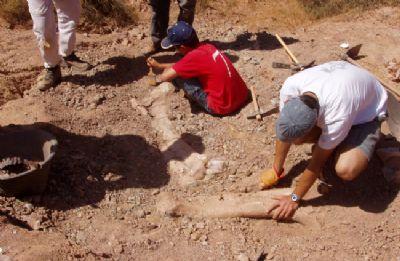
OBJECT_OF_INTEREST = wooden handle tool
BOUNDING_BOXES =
[249,85,262,121]
[275,34,300,65]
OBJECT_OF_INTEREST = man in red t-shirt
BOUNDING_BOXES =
[147,21,249,115]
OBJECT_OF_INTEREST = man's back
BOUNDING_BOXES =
[173,43,249,115]
[280,61,388,149]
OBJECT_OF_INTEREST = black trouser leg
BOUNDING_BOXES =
[149,0,171,45]
[178,0,196,25]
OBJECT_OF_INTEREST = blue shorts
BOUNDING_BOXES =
[336,119,382,161]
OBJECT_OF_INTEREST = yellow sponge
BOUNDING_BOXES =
[260,168,281,189]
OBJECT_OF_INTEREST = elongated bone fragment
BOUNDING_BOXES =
[157,189,299,219]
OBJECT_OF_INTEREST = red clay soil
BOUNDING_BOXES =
[0,4,399,261]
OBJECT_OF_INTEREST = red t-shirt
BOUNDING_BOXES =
[172,43,249,115]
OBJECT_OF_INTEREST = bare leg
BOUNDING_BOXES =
[334,146,368,181]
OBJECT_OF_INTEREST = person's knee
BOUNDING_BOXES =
[335,148,368,181]
[335,163,359,181]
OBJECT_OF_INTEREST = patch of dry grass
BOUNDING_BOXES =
[0,0,137,29]
[81,0,137,29]
[299,0,400,19]
[198,0,212,10]
[0,0,30,27]
[197,0,400,29]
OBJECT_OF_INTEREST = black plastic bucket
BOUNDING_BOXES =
[0,125,58,196]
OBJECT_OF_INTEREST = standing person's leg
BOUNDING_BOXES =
[53,0,81,57]
[27,0,61,90]
[174,78,213,114]
[53,0,90,71]
[178,0,196,25]
[149,0,171,52]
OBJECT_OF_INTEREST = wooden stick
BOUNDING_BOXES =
[275,34,300,65]
[249,85,262,121]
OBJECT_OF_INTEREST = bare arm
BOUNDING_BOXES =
[273,140,291,173]
[147,57,175,70]
[158,67,178,82]
[267,145,334,220]
[158,63,175,69]
[293,145,334,198]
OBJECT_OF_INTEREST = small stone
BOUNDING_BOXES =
[199,235,208,242]
[121,38,130,46]
[23,203,34,215]
[32,219,42,231]
[228,175,237,181]
[196,222,205,229]
[103,172,123,182]
[190,232,201,241]
[90,94,106,107]
[0,255,11,261]
[206,159,225,175]
[151,189,160,195]
[135,209,146,218]
[114,244,124,254]
[237,253,250,261]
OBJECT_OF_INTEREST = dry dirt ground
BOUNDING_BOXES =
[0,4,400,261]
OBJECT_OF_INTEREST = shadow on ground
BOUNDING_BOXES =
[3,123,204,211]
[63,36,252,88]
[64,55,149,87]
[207,31,299,51]
[283,149,400,214]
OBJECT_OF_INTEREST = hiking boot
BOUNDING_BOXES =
[63,52,92,71]
[36,65,61,91]
[317,179,333,195]
[317,171,333,195]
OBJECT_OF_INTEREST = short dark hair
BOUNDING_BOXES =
[182,31,199,48]
[300,94,319,112]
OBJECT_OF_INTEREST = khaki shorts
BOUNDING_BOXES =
[336,119,382,161]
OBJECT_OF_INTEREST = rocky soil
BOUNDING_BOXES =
[0,3,400,261]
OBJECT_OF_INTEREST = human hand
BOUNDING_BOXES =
[147,57,161,69]
[266,195,299,220]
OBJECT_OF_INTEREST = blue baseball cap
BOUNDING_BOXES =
[276,97,318,142]
[161,21,195,49]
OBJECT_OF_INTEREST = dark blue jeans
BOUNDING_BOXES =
[173,78,214,114]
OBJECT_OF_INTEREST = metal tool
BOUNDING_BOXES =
[272,60,315,72]
[249,85,262,121]
[274,34,315,72]
[246,106,279,120]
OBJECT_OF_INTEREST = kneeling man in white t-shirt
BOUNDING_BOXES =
[262,61,388,220]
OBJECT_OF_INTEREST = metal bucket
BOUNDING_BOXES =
[0,125,58,196]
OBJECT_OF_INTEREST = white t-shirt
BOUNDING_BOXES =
[280,61,388,150]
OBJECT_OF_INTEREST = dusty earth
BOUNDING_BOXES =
[0,3,400,261]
